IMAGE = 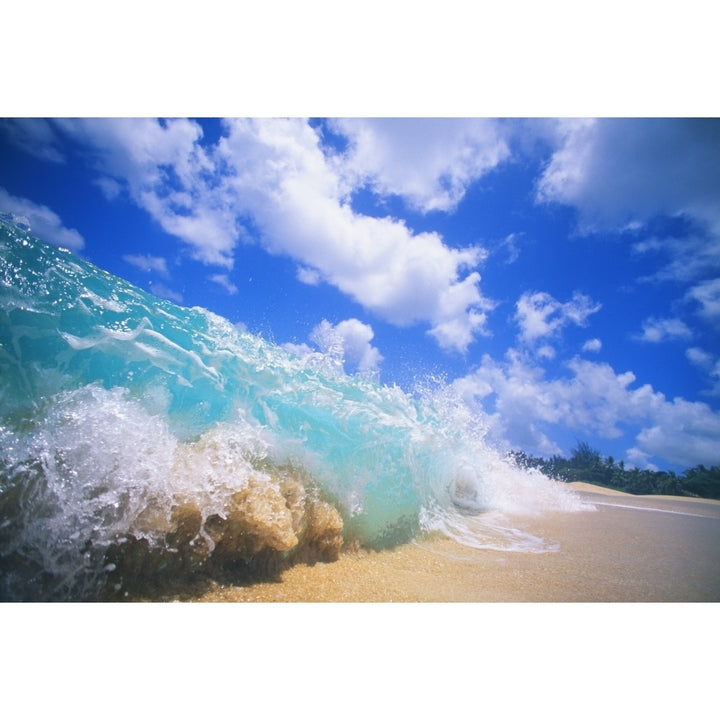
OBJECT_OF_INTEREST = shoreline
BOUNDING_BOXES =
[185,482,720,602]
[567,480,720,503]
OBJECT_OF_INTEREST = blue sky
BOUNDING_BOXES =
[1,117,719,472]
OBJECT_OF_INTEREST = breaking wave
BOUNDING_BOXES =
[0,216,585,600]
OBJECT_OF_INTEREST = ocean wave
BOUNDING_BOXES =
[0,217,585,600]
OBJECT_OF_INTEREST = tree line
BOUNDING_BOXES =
[509,441,720,500]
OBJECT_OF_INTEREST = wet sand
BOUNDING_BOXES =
[192,483,720,602]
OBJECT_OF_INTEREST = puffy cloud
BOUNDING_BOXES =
[55,118,237,268]
[636,316,693,343]
[633,233,720,284]
[296,266,322,285]
[0,188,85,250]
[685,277,720,322]
[515,290,601,346]
[209,273,238,295]
[686,347,720,397]
[426,272,495,353]
[686,346,714,369]
[309,318,383,374]
[282,341,314,358]
[582,338,602,352]
[94,176,123,201]
[634,398,720,468]
[44,118,493,354]
[536,118,720,235]
[330,118,511,212]
[453,352,720,468]
[216,118,492,352]
[147,281,183,304]
[122,253,169,276]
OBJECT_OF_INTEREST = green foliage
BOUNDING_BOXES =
[509,446,720,500]
[570,441,601,469]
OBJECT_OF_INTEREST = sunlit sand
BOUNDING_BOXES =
[190,483,720,602]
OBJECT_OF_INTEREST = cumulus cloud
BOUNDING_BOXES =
[537,345,556,360]
[636,316,693,343]
[454,351,720,468]
[309,318,383,375]
[330,118,511,212]
[0,188,85,250]
[634,398,720,468]
[582,338,602,352]
[686,347,720,397]
[296,266,322,285]
[536,118,720,236]
[55,118,237,268]
[122,253,170,276]
[147,282,183,304]
[686,346,714,369]
[94,176,123,201]
[215,118,493,353]
[633,233,720,285]
[39,118,494,354]
[515,290,601,346]
[282,341,314,359]
[685,277,720,323]
[209,273,238,295]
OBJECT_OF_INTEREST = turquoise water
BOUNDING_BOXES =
[0,217,584,600]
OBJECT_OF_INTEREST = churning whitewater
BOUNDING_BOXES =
[0,217,585,600]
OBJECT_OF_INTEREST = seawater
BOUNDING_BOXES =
[0,216,586,600]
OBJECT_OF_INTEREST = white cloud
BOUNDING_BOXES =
[0,188,85,250]
[426,274,495,354]
[122,253,169,276]
[536,118,720,236]
[497,232,523,264]
[209,273,238,295]
[582,338,602,352]
[686,346,714,369]
[515,290,601,346]
[296,266,322,285]
[537,345,556,360]
[453,351,720,469]
[685,277,720,323]
[636,316,693,343]
[148,282,183,304]
[310,318,383,375]
[633,233,720,284]
[625,447,658,472]
[47,118,494,354]
[282,341,314,358]
[55,118,236,268]
[686,347,720,397]
[330,118,511,212]
[216,118,493,353]
[634,398,720,468]
[94,176,123,201]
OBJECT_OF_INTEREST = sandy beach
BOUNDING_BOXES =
[189,483,720,602]
[8,495,718,720]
